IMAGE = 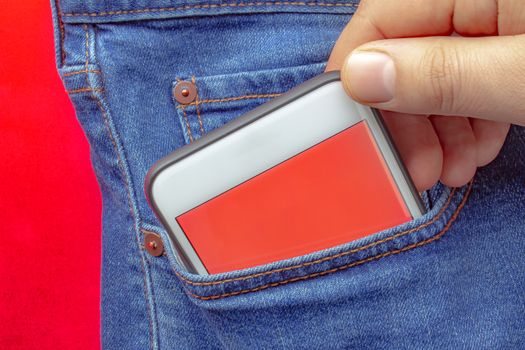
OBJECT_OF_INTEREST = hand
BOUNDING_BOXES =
[327,0,525,191]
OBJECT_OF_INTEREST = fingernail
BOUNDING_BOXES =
[344,51,395,103]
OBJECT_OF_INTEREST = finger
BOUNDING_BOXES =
[429,116,477,187]
[453,0,498,36]
[326,10,383,71]
[469,118,511,166]
[342,35,525,125]
[326,0,455,71]
[498,0,525,35]
[381,110,442,191]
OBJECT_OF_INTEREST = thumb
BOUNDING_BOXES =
[341,35,525,126]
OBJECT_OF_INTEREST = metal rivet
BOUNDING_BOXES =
[144,232,164,257]
[174,81,197,104]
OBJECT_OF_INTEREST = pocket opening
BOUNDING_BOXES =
[146,180,472,300]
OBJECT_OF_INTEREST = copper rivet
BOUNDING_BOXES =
[144,233,164,257]
[174,81,197,104]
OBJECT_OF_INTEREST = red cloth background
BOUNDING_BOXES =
[0,1,101,349]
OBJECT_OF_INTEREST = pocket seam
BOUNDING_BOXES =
[175,93,284,109]
[175,76,197,143]
[67,87,104,94]
[181,181,473,300]
[192,75,206,135]
[63,2,359,18]
[180,105,194,142]
[176,186,457,286]
[176,181,472,288]
[63,69,101,77]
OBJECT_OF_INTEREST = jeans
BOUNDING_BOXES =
[51,0,525,348]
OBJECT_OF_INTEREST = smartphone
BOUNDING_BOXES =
[145,71,425,275]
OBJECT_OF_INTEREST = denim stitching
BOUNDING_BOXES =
[86,25,158,350]
[68,87,104,94]
[54,0,65,64]
[181,106,194,142]
[142,255,162,350]
[185,181,473,300]
[192,76,205,135]
[63,69,101,77]
[175,187,457,286]
[63,2,358,17]
[175,93,283,108]
[83,24,89,88]
[175,78,195,142]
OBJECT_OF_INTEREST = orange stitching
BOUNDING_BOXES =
[192,76,205,135]
[177,187,458,286]
[175,77,195,142]
[83,25,89,87]
[63,2,358,17]
[54,0,66,63]
[63,69,101,77]
[186,181,473,300]
[68,87,104,94]
[181,106,194,143]
[175,93,282,109]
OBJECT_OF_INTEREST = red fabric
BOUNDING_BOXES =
[0,1,101,349]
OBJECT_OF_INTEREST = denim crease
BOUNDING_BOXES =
[51,0,525,348]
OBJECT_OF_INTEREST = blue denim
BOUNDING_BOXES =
[51,1,525,348]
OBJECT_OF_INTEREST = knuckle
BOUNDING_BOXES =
[420,42,463,112]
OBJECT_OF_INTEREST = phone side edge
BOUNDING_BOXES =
[368,108,426,217]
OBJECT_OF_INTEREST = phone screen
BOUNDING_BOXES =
[176,121,412,274]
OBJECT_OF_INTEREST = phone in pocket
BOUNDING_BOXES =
[145,71,425,275]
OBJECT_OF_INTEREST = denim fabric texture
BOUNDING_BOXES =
[51,1,525,348]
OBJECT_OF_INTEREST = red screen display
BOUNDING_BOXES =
[177,121,412,274]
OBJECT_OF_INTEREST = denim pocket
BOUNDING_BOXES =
[146,180,472,302]
[141,62,474,302]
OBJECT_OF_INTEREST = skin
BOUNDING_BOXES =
[326,0,525,191]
